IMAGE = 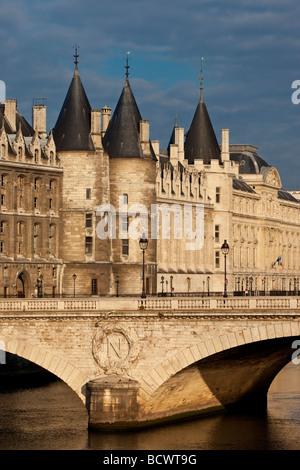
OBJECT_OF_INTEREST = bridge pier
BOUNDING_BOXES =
[87,376,140,430]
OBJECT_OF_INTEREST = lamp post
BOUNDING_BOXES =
[187,277,191,294]
[170,275,173,296]
[221,240,230,298]
[160,276,165,295]
[37,274,43,298]
[115,275,119,297]
[139,233,148,298]
[72,273,77,297]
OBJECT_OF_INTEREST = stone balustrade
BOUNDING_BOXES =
[0,295,299,314]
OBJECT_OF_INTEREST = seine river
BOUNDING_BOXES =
[0,361,299,451]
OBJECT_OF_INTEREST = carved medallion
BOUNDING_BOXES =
[92,320,140,376]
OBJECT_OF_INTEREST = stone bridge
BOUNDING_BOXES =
[0,295,300,429]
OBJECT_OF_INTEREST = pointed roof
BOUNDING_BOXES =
[184,77,221,165]
[53,54,95,152]
[102,72,145,159]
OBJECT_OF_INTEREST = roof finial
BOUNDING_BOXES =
[73,44,80,69]
[125,51,130,79]
[200,56,204,90]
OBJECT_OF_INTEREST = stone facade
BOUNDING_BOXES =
[1,58,300,297]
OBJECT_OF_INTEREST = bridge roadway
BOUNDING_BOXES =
[0,295,300,429]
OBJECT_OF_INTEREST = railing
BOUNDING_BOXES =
[0,295,300,313]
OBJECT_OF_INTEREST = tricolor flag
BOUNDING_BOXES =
[272,256,282,267]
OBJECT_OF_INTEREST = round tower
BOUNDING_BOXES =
[102,61,157,296]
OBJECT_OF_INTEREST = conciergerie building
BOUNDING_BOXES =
[0,52,300,298]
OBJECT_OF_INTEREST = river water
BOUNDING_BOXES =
[0,362,299,451]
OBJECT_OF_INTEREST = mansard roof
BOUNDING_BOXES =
[230,145,270,175]
[184,86,221,165]
[53,64,95,152]
[102,77,144,159]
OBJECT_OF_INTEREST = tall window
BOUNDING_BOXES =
[215,225,220,243]
[86,188,91,199]
[33,223,39,254]
[86,213,93,228]
[85,236,93,254]
[122,239,129,256]
[215,250,220,268]
[216,187,220,203]
[91,279,98,295]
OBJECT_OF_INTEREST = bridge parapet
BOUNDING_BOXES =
[0,295,299,313]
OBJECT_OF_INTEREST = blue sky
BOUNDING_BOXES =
[1,0,300,189]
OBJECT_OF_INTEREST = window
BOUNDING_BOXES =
[34,197,38,208]
[123,194,128,205]
[122,239,129,256]
[1,194,4,206]
[85,236,93,254]
[91,279,98,295]
[33,224,38,254]
[49,198,53,209]
[0,241,3,253]
[215,225,220,243]
[216,187,220,203]
[215,251,220,268]
[18,147,23,160]
[86,188,91,199]
[86,213,93,228]
[1,174,6,187]
[0,221,5,234]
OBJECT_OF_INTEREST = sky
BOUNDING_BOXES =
[1,0,300,189]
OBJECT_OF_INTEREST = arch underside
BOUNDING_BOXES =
[0,336,90,405]
[139,326,300,424]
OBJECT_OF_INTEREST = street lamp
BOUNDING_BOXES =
[160,276,165,295]
[72,273,77,297]
[115,275,119,297]
[37,274,43,298]
[221,240,230,298]
[187,277,191,294]
[139,233,148,298]
[170,275,173,296]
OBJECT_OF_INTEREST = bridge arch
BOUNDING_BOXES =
[0,335,90,404]
[139,320,300,420]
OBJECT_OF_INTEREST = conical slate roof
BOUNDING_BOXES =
[185,87,221,165]
[53,63,95,152]
[102,77,144,159]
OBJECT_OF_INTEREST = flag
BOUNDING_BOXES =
[272,256,282,267]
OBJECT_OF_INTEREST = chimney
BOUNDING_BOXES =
[101,106,111,135]
[174,127,184,161]
[139,120,149,142]
[221,129,230,161]
[5,99,16,132]
[91,109,101,135]
[91,109,102,148]
[32,103,47,139]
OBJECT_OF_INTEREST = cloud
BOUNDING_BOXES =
[1,0,300,189]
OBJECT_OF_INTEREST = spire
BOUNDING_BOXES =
[74,44,79,74]
[184,59,221,165]
[53,49,95,152]
[125,51,130,80]
[102,59,146,159]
